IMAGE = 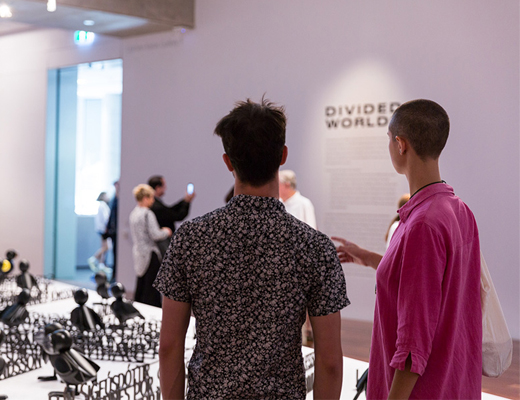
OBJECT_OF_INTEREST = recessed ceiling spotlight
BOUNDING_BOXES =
[47,0,56,12]
[83,20,95,26]
[0,4,13,18]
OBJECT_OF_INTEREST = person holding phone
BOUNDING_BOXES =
[147,175,195,257]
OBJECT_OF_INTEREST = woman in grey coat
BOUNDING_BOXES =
[129,184,172,307]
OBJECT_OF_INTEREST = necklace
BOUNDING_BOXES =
[410,180,446,199]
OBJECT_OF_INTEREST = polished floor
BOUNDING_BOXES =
[336,319,520,399]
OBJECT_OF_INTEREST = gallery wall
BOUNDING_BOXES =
[0,1,518,337]
[118,0,519,336]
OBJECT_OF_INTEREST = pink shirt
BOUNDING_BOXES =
[368,183,482,399]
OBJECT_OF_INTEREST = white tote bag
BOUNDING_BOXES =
[481,251,513,377]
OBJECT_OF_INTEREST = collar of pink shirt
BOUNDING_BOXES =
[398,182,454,223]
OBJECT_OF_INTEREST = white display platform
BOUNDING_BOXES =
[0,281,508,399]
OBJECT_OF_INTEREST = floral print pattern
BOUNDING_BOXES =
[154,195,349,399]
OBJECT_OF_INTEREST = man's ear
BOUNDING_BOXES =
[280,146,288,166]
[223,154,234,172]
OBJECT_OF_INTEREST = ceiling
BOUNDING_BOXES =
[0,0,194,37]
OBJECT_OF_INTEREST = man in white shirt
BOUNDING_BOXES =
[279,170,317,229]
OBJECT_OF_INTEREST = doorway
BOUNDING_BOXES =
[44,59,122,286]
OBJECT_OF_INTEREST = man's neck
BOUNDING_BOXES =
[234,178,280,198]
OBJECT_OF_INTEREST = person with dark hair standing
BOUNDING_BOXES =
[147,175,195,256]
[155,98,349,399]
[334,99,481,399]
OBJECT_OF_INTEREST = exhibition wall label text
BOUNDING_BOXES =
[325,102,400,129]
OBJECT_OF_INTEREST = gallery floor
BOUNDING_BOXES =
[330,319,520,399]
[61,271,520,399]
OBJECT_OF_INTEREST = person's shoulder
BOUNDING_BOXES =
[151,197,165,210]
[129,206,145,224]
[300,193,315,207]
[284,212,328,243]
[176,205,228,234]
[405,192,476,240]
[423,191,473,221]
[129,205,140,216]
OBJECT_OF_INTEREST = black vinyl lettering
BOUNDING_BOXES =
[341,118,352,128]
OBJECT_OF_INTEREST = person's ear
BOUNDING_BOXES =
[222,154,234,172]
[280,146,288,165]
[396,136,407,155]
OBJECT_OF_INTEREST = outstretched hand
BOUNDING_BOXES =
[331,237,364,265]
[331,236,382,270]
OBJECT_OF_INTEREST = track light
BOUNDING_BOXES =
[47,0,56,12]
[0,4,12,18]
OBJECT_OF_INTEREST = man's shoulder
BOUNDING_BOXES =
[283,212,332,248]
[291,191,314,207]
[299,193,315,208]
[151,197,166,210]
[176,206,228,233]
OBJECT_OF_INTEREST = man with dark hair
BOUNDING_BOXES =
[334,99,481,399]
[147,175,195,255]
[155,98,349,399]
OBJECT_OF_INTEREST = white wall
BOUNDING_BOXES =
[1,0,518,338]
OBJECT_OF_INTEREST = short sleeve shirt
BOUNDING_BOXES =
[154,195,349,399]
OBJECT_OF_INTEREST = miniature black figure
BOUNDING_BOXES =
[0,330,5,373]
[110,283,143,324]
[0,288,30,326]
[71,289,104,331]
[0,249,16,281]
[95,271,110,299]
[16,259,39,292]
[36,325,99,393]
[36,322,64,381]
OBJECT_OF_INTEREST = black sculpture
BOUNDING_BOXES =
[0,249,16,281]
[110,283,143,324]
[16,259,39,292]
[94,271,110,300]
[0,288,30,326]
[36,325,100,397]
[353,368,368,400]
[0,331,4,372]
[36,322,64,381]
[71,289,104,331]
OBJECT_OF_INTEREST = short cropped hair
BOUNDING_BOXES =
[147,175,164,190]
[389,99,450,160]
[279,170,297,189]
[133,184,155,202]
[214,98,286,187]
